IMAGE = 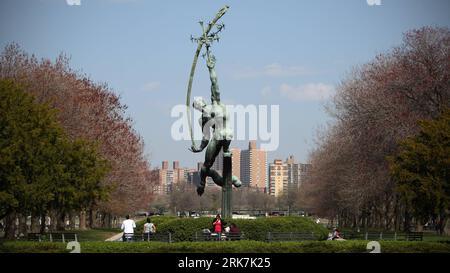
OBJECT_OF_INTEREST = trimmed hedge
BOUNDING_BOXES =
[2,241,450,253]
[135,216,177,233]
[231,217,328,241]
[138,216,328,242]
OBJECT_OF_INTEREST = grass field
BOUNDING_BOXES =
[75,228,121,241]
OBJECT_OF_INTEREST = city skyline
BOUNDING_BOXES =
[152,140,311,196]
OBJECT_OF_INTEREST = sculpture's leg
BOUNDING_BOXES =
[208,169,224,187]
[220,139,241,187]
[198,138,222,196]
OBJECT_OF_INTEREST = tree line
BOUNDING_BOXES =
[300,27,450,234]
[0,44,154,238]
[152,183,304,216]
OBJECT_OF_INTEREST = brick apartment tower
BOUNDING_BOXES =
[240,141,267,191]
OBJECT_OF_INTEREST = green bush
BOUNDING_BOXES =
[157,217,214,242]
[149,216,328,242]
[2,240,450,253]
[232,217,328,241]
[135,216,178,233]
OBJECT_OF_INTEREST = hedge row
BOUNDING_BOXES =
[2,241,450,253]
[135,216,328,242]
[135,216,177,233]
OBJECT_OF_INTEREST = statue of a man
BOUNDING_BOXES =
[189,46,242,196]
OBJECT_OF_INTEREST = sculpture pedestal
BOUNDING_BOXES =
[221,152,232,219]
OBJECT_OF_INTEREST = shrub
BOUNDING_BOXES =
[157,217,213,242]
[135,216,177,233]
[2,241,450,253]
[231,217,328,241]
[150,216,328,242]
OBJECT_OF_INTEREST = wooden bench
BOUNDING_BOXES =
[340,231,363,240]
[338,231,422,241]
[406,232,423,241]
[226,232,244,241]
[122,233,171,242]
[26,232,78,242]
[49,233,77,242]
[27,233,43,241]
[193,232,245,241]
[266,232,316,242]
[379,232,398,240]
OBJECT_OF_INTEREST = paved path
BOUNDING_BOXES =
[105,217,146,241]
[105,232,124,241]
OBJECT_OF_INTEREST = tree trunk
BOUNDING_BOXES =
[30,215,40,233]
[56,211,66,231]
[88,209,95,229]
[79,210,87,230]
[69,212,76,230]
[102,213,112,229]
[4,212,17,239]
[49,210,57,232]
[444,218,450,236]
[40,214,47,234]
[18,214,28,237]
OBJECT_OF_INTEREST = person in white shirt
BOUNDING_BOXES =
[121,215,136,242]
[143,217,156,241]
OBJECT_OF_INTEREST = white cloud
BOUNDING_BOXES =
[141,81,161,92]
[279,83,334,101]
[233,63,311,79]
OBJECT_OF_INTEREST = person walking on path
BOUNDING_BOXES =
[121,215,136,242]
[143,217,156,241]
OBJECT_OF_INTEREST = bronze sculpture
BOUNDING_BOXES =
[186,6,240,217]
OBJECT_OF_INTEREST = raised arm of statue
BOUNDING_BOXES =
[206,48,220,102]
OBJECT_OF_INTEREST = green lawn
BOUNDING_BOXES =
[74,228,121,242]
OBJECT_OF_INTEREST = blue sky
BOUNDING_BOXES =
[1,0,449,169]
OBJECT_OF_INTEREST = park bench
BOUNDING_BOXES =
[48,233,78,242]
[340,231,362,240]
[26,232,78,242]
[193,231,245,241]
[226,232,244,241]
[197,232,245,241]
[339,231,422,241]
[122,232,172,243]
[362,231,422,241]
[27,233,43,241]
[266,232,316,242]
[405,232,423,241]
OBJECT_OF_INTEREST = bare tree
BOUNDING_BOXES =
[302,27,450,230]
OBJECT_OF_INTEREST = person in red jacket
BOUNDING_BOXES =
[212,214,222,234]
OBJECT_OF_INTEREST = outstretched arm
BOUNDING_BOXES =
[189,117,211,153]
